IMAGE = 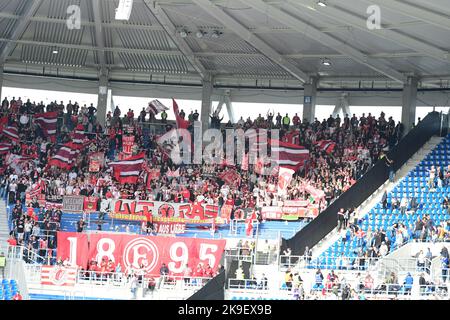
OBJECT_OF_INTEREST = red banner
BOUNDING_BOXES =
[83,196,98,212]
[57,232,89,268]
[122,135,135,155]
[89,152,104,172]
[57,232,225,276]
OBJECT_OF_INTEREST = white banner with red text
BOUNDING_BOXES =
[109,199,231,224]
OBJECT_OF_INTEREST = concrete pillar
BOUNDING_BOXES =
[0,64,4,101]
[401,76,418,135]
[97,73,108,127]
[302,76,318,123]
[332,93,350,117]
[201,75,213,134]
[224,95,235,124]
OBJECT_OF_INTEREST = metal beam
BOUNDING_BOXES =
[144,0,208,79]
[92,0,107,75]
[0,0,42,63]
[191,0,309,84]
[246,0,405,83]
[293,0,449,63]
[0,11,428,35]
[364,0,450,32]
[1,37,430,60]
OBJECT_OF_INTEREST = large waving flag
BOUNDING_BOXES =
[269,139,309,172]
[277,167,295,196]
[172,98,190,129]
[315,140,336,154]
[72,123,88,146]
[0,142,12,154]
[167,167,180,178]
[109,152,145,184]
[147,99,169,115]
[48,142,81,170]
[219,169,241,188]
[1,124,19,142]
[34,111,58,142]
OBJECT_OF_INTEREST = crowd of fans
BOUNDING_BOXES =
[0,96,405,280]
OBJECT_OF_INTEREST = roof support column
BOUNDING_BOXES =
[332,93,350,117]
[201,75,213,135]
[0,64,4,102]
[224,94,235,124]
[303,77,318,124]
[401,76,418,136]
[97,73,108,127]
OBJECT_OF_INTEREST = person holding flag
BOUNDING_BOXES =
[245,210,257,237]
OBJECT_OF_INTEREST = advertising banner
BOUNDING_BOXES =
[109,199,229,224]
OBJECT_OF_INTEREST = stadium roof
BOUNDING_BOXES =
[0,0,449,89]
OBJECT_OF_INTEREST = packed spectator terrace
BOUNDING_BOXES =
[0,96,412,300]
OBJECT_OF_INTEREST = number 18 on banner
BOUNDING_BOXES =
[57,232,226,275]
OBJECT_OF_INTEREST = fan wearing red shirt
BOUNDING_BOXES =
[7,235,17,246]
[225,195,234,207]
[193,263,204,278]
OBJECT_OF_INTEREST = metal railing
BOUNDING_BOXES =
[228,278,269,290]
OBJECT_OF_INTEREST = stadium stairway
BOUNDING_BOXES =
[313,134,450,270]
[310,136,445,260]
[0,200,10,253]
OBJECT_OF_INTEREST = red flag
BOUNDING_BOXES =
[245,211,256,237]
[219,170,241,187]
[109,152,145,184]
[34,111,58,142]
[172,98,190,129]
[315,140,336,154]
[269,139,309,171]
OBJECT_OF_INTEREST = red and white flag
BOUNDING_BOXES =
[245,210,257,237]
[48,142,81,169]
[72,123,87,145]
[1,124,19,142]
[109,152,145,184]
[29,181,43,197]
[219,169,241,187]
[41,265,77,286]
[147,99,169,115]
[277,167,295,196]
[269,139,309,172]
[315,140,336,154]
[0,142,12,154]
[167,167,180,178]
[34,111,58,142]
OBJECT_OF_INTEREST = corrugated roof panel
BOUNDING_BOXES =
[31,21,85,45]
[199,55,290,77]
[116,29,175,51]
[118,52,189,73]
[20,44,88,67]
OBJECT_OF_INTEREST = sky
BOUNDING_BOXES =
[2,86,448,124]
